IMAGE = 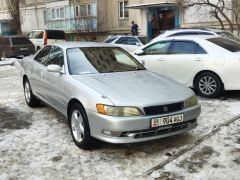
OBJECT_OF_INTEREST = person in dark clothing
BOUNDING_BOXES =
[131,21,139,35]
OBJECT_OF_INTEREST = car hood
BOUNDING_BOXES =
[72,70,194,107]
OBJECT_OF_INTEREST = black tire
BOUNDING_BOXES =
[69,103,96,149]
[194,72,222,98]
[23,78,40,107]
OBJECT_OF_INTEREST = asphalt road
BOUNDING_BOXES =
[0,64,239,180]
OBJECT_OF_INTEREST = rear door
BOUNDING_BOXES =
[164,40,208,85]
[30,31,44,50]
[134,41,173,75]
[11,37,35,56]
[46,30,65,44]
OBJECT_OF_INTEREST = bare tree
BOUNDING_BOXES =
[6,0,24,35]
[177,0,240,34]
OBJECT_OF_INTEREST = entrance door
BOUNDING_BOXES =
[159,10,175,31]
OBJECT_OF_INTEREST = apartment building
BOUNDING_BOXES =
[0,0,238,41]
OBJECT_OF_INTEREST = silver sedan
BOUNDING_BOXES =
[20,42,201,149]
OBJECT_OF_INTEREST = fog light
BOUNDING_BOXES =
[102,130,122,137]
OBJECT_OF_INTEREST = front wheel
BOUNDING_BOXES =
[194,72,222,98]
[24,79,40,107]
[69,103,96,149]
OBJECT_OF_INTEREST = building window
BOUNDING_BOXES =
[119,1,129,19]
[75,4,91,17]
[51,7,65,20]
[43,10,47,24]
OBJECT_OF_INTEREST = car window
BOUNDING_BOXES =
[47,30,65,40]
[171,41,198,54]
[11,37,33,45]
[67,47,145,74]
[207,37,240,52]
[34,46,52,64]
[32,31,44,39]
[104,37,118,43]
[115,37,128,45]
[197,32,214,35]
[44,46,64,67]
[196,45,207,54]
[217,32,240,42]
[143,41,172,55]
[138,37,150,45]
[127,37,139,45]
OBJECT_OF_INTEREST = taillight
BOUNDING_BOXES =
[44,32,47,46]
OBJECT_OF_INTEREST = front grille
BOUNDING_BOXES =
[144,102,184,115]
[121,119,196,139]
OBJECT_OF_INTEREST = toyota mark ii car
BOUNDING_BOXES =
[20,42,201,149]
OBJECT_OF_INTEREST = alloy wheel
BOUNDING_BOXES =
[24,81,31,103]
[198,76,217,95]
[71,110,85,143]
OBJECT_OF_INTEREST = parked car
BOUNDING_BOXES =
[27,30,65,51]
[151,28,240,42]
[20,42,200,149]
[133,36,240,98]
[104,35,150,52]
[0,36,35,60]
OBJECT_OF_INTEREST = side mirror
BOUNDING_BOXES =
[47,64,62,73]
[135,49,145,56]
[140,60,145,66]
[136,42,141,46]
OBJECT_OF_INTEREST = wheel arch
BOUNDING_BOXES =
[193,70,224,89]
[67,98,86,121]
[23,75,28,86]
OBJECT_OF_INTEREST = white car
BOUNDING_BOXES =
[151,28,240,43]
[104,35,150,52]
[27,30,65,51]
[132,36,240,98]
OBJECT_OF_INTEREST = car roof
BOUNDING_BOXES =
[49,41,117,49]
[106,35,147,38]
[154,35,218,42]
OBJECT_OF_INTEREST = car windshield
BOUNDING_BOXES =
[207,37,240,52]
[67,47,145,75]
[217,31,240,42]
[138,37,150,45]
[11,37,33,45]
[104,37,118,43]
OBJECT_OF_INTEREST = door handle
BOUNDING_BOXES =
[195,58,204,61]
[157,58,164,61]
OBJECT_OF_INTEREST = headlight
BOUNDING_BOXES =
[96,104,143,117]
[184,95,198,108]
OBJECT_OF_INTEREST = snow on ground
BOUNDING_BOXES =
[0,65,239,180]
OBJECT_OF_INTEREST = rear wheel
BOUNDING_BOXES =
[69,103,96,149]
[23,79,40,107]
[194,72,222,98]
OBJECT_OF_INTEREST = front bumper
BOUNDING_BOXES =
[87,105,201,143]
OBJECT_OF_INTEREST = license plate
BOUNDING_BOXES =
[151,114,184,128]
[20,48,28,51]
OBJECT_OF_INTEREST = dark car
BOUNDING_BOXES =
[0,36,35,60]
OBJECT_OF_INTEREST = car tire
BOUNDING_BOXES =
[69,103,96,149]
[23,79,40,107]
[194,72,222,98]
